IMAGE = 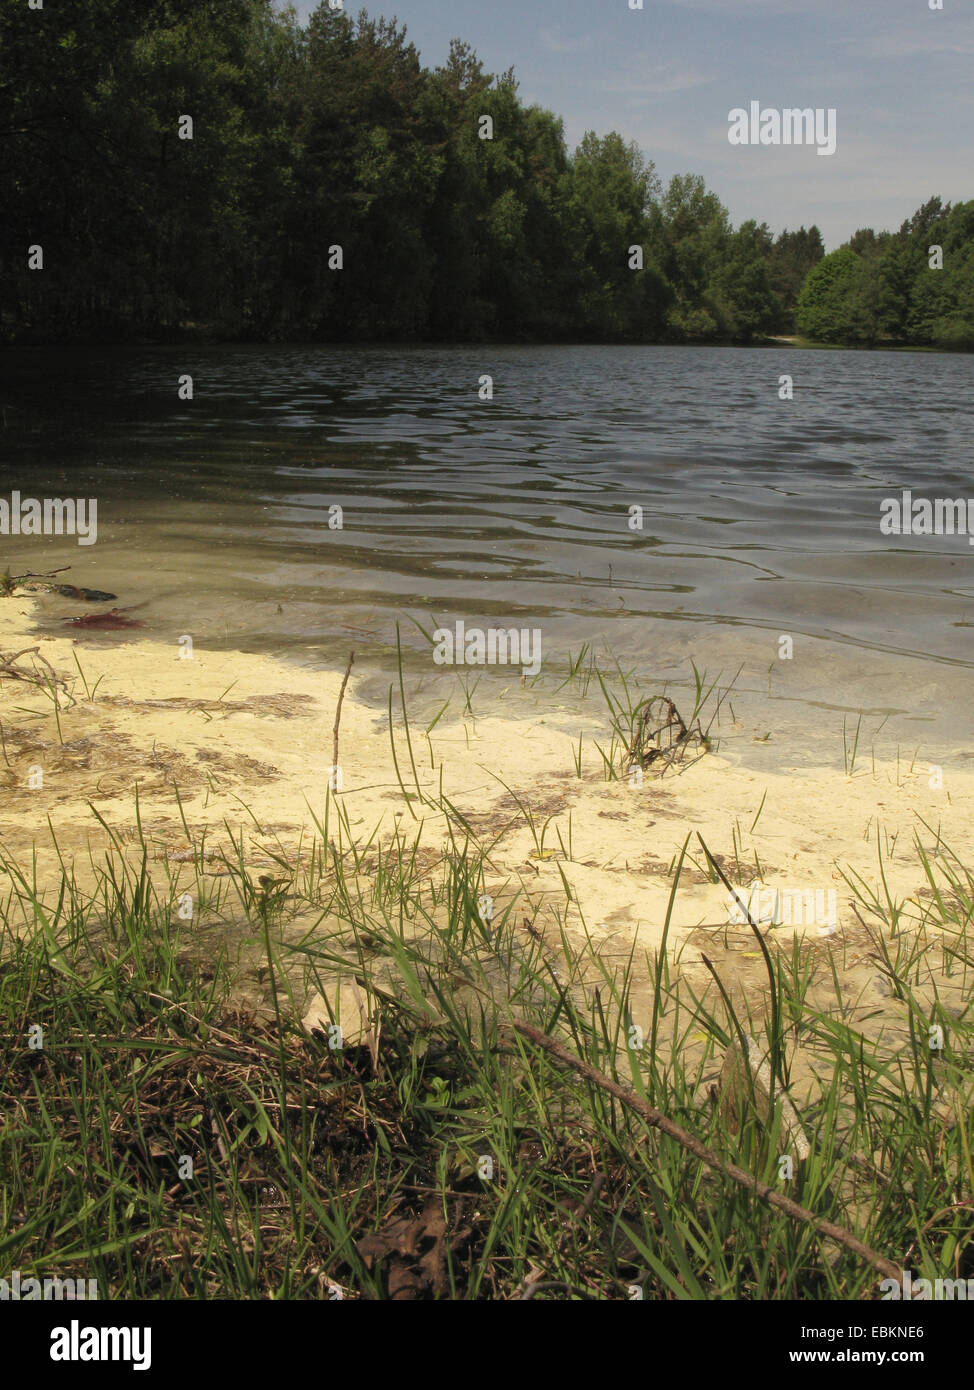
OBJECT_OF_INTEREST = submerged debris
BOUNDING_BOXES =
[0,567,116,601]
[623,695,707,776]
[63,607,142,630]
[54,584,117,602]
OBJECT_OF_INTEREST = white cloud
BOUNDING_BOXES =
[591,58,711,99]
[655,0,822,9]
[850,27,974,58]
[539,26,591,54]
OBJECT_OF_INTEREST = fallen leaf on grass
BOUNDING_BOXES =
[356,1199,472,1299]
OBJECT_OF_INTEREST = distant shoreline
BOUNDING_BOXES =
[0,332,961,354]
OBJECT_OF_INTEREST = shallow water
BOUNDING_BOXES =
[3,343,974,763]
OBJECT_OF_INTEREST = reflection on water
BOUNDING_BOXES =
[3,343,974,757]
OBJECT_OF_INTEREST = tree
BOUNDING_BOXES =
[567,131,665,338]
[6,4,969,350]
[795,248,868,342]
[659,174,731,340]
[766,226,824,332]
[709,221,778,342]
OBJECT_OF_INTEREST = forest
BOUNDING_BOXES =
[1,0,970,348]
[795,199,974,349]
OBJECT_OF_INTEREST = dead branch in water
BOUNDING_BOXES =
[332,651,355,784]
[1,567,116,602]
[1,565,72,596]
[623,694,705,776]
[501,1017,903,1283]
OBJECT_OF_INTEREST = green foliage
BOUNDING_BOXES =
[569,132,666,338]
[3,2,970,348]
[796,198,974,349]
[796,248,869,343]
[766,226,825,332]
[709,220,779,343]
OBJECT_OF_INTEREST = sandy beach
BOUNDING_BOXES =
[2,588,970,1041]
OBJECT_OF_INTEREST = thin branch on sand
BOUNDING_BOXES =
[332,651,355,781]
[0,646,74,705]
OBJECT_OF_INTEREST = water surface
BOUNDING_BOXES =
[3,344,973,764]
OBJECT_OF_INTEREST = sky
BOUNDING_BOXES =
[283,0,974,251]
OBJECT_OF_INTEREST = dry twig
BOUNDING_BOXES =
[0,646,73,704]
[332,650,355,780]
[502,1017,903,1283]
[623,695,703,776]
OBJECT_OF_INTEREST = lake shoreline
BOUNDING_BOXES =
[3,587,972,1300]
[1,332,964,354]
[2,590,969,982]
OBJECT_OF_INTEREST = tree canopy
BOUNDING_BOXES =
[796,198,974,349]
[0,0,855,346]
